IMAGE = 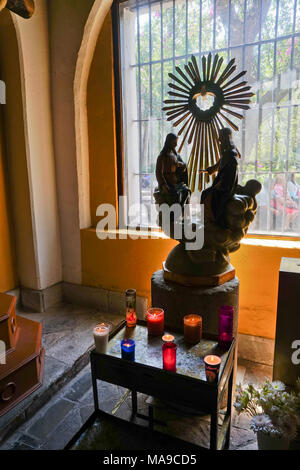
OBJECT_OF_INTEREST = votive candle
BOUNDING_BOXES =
[204,355,221,383]
[121,339,135,361]
[162,334,175,343]
[125,288,137,327]
[162,341,177,372]
[93,324,109,354]
[183,314,202,344]
[218,305,234,350]
[147,308,164,336]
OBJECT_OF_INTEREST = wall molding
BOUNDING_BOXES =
[19,281,148,319]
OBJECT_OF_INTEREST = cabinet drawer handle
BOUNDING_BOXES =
[11,317,16,334]
[1,382,16,402]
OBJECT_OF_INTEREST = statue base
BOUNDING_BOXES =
[163,262,235,287]
[152,270,239,335]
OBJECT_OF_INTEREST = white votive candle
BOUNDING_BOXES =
[93,324,109,354]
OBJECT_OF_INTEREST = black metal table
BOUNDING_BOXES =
[89,320,235,450]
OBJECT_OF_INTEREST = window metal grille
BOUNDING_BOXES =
[119,0,300,234]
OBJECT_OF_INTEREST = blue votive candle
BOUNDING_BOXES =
[121,339,135,361]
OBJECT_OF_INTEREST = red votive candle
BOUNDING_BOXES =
[218,305,234,350]
[125,288,137,327]
[204,355,221,383]
[147,308,164,336]
[162,341,177,372]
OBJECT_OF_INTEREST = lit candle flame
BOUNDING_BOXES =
[204,355,221,365]
[162,334,175,342]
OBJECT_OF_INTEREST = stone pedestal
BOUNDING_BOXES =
[273,257,300,387]
[151,270,239,336]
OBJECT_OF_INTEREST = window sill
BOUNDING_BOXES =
[241,237,300,249]
[84,227,170,240]
[83,228,300,248]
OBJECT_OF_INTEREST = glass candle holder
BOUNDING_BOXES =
[147,308,164,336]
[204,355,221,384]
[162,334,175,343]
[125,288,137,327]
[162,341,177,372]
[218,305,234,350]
[93,324,110,354]
[183,314,202,344]
[121,339,135,361]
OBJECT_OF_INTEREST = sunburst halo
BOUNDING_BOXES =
[162,53,254,192]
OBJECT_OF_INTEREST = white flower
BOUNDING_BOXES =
[250,414,272,433]
[271,381,285,392]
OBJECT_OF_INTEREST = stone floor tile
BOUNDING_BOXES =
[12,433,41,451]
[40,408,82,450]
[11,442,36,451]
[65,370,92,402]
[27,398,74,440]
[79,405,94,423]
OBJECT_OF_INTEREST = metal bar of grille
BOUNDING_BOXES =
[172,0,175,74]
[199,0,202,60]
[213,0,216,51]
[137,3,142,224]
[255,0,263,180]
[240,0,247,175]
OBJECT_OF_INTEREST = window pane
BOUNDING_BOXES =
[187,0,200,55]
[151,4,162,62]
[162,1,174,59]
[215,0,228,50]
[201,0,214,52]
[152,63,162,118]
[245,0,261,43]
[277,0,295,37]
[175,0,187,57]
[273,107,289,172]
[261,0,277,41]
[138,6,150,63]
[141,65,150,119]
[229,0,244,46]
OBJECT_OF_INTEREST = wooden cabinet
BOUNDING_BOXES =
[0,294,18,353]
[0,293,44,417]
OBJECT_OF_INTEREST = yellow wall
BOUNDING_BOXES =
[88,12,118,225]
[0,109,17,291]
[0,10,37,288]
[82,9,300,340]
[230,239,300,339]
